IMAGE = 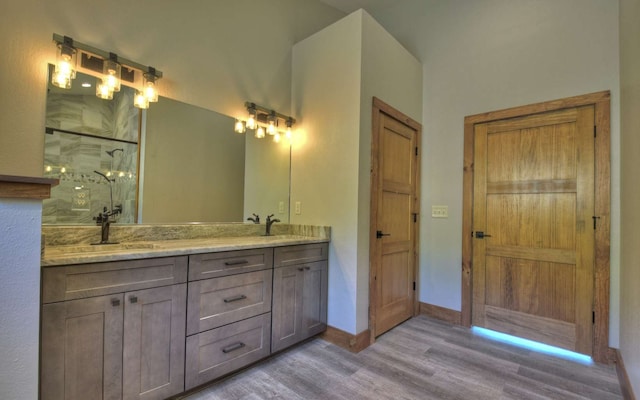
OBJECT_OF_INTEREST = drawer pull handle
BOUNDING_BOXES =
[298,266,311,271]
[305,266,311,270]
[223,294,247,303]
[224,260,249,266]
[298,267,305,271]
[222,342,246,353]
[129,296,138,304]
[111,299,120,307]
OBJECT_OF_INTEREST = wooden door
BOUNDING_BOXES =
[41,295,123,400]
[123,284,186,400]
[370,98,421,338]
[472,106,595,354]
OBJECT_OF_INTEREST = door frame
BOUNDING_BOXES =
[461,91,612,363]
[369,97,422,342]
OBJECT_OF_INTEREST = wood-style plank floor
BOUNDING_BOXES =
[179,315,622,400]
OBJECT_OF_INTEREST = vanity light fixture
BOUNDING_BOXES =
[236,102,296,143]
[134,90,149,109]
[51,33,163,109]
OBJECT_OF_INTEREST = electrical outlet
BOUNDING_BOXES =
[278,201,285,214]
[295,201,301,215]
[431,205,448,218]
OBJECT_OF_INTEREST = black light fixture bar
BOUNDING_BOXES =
[52,33,163,79]
[244,102,296,125]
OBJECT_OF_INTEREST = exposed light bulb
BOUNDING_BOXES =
[96,80,113,100]
[102,58,121,92]
[118,171,125,178]
[143,72,158,102]
[60,167,66,173]
[274,132,281,143]
[246,113,256,130]
[255,126,265,138]
[45,165,52,172]
[52,40,76,89]
[234,119,246,133]
[267,121,276,135]
[285,126,292,140]
[134,90,149,109]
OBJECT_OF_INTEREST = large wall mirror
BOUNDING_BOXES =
[43,68,291,225]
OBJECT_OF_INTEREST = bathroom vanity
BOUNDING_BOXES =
[40,227,329,400]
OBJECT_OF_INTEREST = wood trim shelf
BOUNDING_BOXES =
[0,175,58,200]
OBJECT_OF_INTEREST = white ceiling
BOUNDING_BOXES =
[317,0,400,14]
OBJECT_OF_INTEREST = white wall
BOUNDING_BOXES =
[370,0,621,346]
[0,200,43,400]
[619,0,640,393]
[292,12,363,334]
[291,10,422,334]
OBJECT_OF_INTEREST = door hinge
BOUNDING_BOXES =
[593,216,601,230]
[415,147,418,156]
[413,281,416,291]
[412,213,418,223]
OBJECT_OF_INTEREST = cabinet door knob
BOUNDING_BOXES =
[111,299,120,307]
[129,296,138,304]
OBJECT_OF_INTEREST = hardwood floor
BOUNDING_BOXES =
[179,315,623,400]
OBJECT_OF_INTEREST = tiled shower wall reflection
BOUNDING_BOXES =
[43,92,139,224]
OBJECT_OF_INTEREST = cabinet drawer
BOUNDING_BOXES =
[189,248,273,281]
[187,269,272,335]
[185,313,271,390]
[274,243,328,268]
[42,256,188,303]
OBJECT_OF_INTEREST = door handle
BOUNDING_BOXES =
[473,231,492,239]
[376,230,391,239]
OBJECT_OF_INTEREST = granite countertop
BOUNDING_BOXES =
[42,235,329,267]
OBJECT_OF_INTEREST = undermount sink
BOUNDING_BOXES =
[53,242,162,254]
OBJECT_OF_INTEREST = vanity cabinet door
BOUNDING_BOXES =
[271,265,303,353]
[41,295,124,400]
[301,260,328,338]
[123,284,186,400]
[271,260,328,353]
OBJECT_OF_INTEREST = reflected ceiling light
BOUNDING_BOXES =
[81,82,92,88]
[51,33,163,109]
[52,36,77,89]
[236,101,296,143]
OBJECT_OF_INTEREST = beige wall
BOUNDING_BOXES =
[0,0,344,177]
[0,1,344,397]
[371,0,622,346]
[619,0,640,394]
[291,10,422,334]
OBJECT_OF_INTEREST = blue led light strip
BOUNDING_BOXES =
[471,327,594,365]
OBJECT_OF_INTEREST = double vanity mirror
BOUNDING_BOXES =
[43,68,291,225]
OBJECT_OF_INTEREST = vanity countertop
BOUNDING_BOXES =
[42,235,329,267]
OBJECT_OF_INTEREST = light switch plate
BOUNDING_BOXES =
[278,201,285,214]
[295,201,301,215]
[431,205,448,218]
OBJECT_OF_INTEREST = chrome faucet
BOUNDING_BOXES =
[265,214,280,236]
[247,213,260,224]
[93,205,122,244]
